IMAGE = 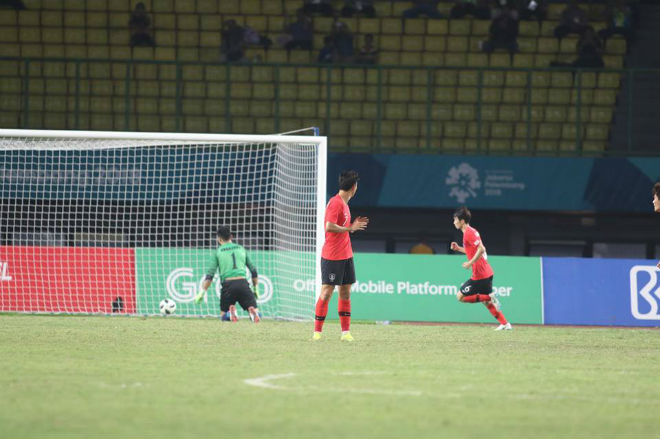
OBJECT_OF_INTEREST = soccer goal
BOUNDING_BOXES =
[0,129,327,321]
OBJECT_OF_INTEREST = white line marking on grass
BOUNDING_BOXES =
[243,373,296,389]
[243,372,422,397]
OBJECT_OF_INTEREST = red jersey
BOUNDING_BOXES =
[463,225,494,280]
[321,194,353,260]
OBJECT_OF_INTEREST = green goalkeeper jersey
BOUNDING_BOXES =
[205,242,258,283]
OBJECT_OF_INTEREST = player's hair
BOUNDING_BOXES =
[653,182,660,198]
[338,170,359,191]
[216,226,232,241]
[453,206,471,223]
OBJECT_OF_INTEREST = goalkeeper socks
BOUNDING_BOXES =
[462,294,492,303]
[486,302,508,324]
[314,297,329,332]
[338,299,351,332]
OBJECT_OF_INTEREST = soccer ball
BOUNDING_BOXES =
[159,298,176,315]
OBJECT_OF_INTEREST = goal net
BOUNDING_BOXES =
[0,129,327,321]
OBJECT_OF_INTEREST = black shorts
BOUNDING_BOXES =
[220,279,257,312]
[459,276,493,296]
[321,257,356,286]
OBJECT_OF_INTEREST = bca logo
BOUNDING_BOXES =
[629,266,660,320]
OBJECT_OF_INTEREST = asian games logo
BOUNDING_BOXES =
[446,162,481,203]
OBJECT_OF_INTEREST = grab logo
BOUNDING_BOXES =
[165,267,273,304]
[0,262,11,281]
[629,266,660,320]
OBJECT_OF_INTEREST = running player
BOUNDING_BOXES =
[653,183,660,269]
[450,206,512,330]
[313,170,369,342]
[195,226,260,323]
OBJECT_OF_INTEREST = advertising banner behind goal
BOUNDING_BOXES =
[0,246,136,314]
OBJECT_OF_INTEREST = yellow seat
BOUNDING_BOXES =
[483,71,504,87]
[590,106,613,124]
[341,85,366,101]
[343,68,365,84]
[381,18,403,35]
[251,66,273,83]
[521,106,545,122]
[199,14,222,31]
[551,72,573,88]
[401,35,424,51]
[384,103,407,120]
[467,53,488,68]
[449,19,470,35]
[519,21,539,37]
[294,102,317,118]
[505,71,527,87]
[380,35,401,51]
[481,105,498,121]
[560,37,579,54]
[434,70,457,86]
[489,54,511,68]
[539,123,562,139]
[534,54,555,67]
[518,37,536,53]
[400,52,422,65]
[239,0,261,14]
[407,103,427,120]
[537,37,558,53]
[513,53,534,68]
[586,124,609,141]
[433,104,452,121]
[529,88,548,104]
[471,20,490,36]
[444,122,467,138]
[424,36,445,52]
[594,89,617,106]
[265,49,287,63]
[427,19,448,35]
[397,121,420,137]
[597,73,621,89]
[339,102,362,119]
[444,53,466,66]
[434,87,457,103]
[605,37,626,55]
[482,88,502,104]
[388,70,411,85]
[548,89,570,105]
[350,120,373,137]
[544,106,566,122]
[358,18,380,34]
[498,105,520,121]
[447,36,468,52]
[329,119,349,137]
[388,86,411,102]
[297,84,320,101]
[561,123,585,141]
[454,104,475,121]
[404,18,426,35]
[490,123,514,139]
[261,0,282,15]
[468,122,490,139]
[457,88,477,104]
[570,89,594,105]
[379,51,400,65]
[232,118,255,134]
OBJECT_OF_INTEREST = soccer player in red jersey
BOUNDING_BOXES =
[450,206,512,330]
[653,183,660,269]
[313,170,369,342]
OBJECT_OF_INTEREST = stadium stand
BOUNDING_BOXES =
[0,0,632,154]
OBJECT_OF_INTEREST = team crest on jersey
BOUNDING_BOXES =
[329,273,336,281]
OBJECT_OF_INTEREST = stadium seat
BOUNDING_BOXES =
[467,53,488,68]
[444,122,467,138]
[447,36,468,52]
[454,104,475,121]
[498,105,520,122]
[397,120,421,137]
[586,124,609,140]
[457,87,477,104]
[424,36,445,52]
[530,88,549,105]
[401,52,422,66]
[480,105,498,121]
[513,53,534,68]
[384,103,407,120]
[544,106,566,123]
[434,70,458,86]
[502,88,525,104]
[518,37,536,53]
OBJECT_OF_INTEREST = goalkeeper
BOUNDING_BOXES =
[195,226,261,323]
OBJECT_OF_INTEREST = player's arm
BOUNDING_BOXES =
[245,254,260,297]
[464,242,487,268]
[450,242,466,254]
[325,216,369,233]
[195,254,218,303]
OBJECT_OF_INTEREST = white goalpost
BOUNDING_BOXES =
[0,129,327,321]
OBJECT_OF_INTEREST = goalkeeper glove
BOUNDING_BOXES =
[194,289,206,304]
[253,284,261,299]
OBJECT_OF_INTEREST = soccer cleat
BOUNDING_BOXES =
[248,307,260,323]
[494,322,512,331]
[312,332,322,341]
[489,295,501,311]
[228,305,238,322]
[340,332,354,342]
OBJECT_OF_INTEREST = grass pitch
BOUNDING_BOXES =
[0,315,658,438]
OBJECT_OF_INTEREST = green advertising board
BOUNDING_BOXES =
[135,249,542,324]
[325,253,543,324]
[135,248,315,319]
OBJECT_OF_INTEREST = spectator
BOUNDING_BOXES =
[302,0,334,17]
[551,27,604,69]
[481,5,519,60]
[318,36,337,63]
[220,19,245,62]
[243,25,272,50]
[598,0,633,46]
[129,2,155,48]
[450,0,492,20]
[342,0,376,17]
[517,0,547,23]
[330,17,355,62]
[280,10,314,50]
[356,33,378,64]
[403,0,443,19]
[0,0,26,9]
[554,0,589,41]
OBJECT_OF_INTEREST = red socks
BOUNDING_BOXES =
[486,302,508,325]
[461,294,492,303]
[314,297,329,332]
[338,299,351,332]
